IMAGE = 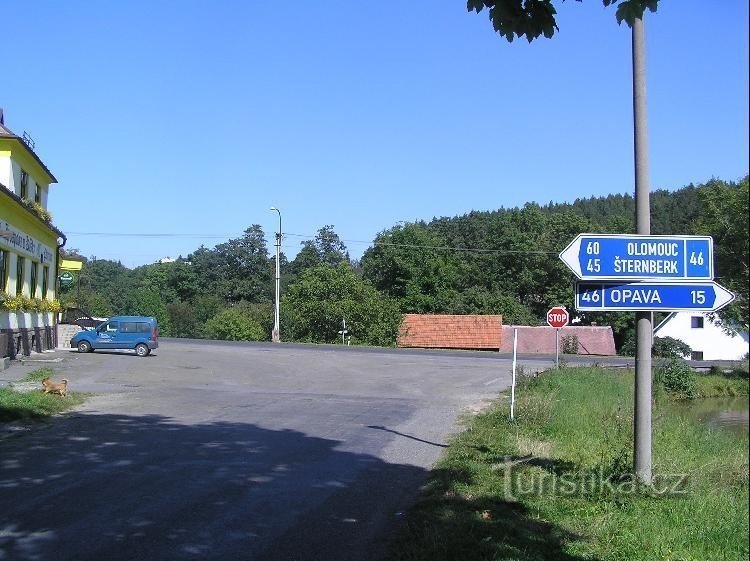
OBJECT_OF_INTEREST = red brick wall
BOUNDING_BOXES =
[499,325,616,355]
[398,314,503,350]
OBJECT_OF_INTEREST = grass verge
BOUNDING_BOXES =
[390,367,749,561]
[0,368,85,423]
[696,373,749,398]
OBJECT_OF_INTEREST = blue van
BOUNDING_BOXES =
[71,316,159,357]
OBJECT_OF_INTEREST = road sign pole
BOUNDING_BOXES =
[633,15,652,484]
[510,328,518,421]
[555,328,560,369]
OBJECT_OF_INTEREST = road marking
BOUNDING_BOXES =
[483,377,503,386]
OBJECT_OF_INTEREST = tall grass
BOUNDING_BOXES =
[391,367,749,561]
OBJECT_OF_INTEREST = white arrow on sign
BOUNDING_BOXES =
[559,236,585,278]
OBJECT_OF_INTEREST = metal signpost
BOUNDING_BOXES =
[561,230,734,485]
[546,306,570,368]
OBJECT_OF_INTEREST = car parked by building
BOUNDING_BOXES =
[70,316,159,356]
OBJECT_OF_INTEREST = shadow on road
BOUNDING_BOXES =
[0,412,422,561]
[1,412,595,561]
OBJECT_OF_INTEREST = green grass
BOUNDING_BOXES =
[695,373,749,398]
[0,368,85,423]
[391,367,749,561]
[21,367,56,382]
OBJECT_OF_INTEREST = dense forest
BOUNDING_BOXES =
[60,176,749,351]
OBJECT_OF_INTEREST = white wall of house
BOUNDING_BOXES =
[0,154,11,189]
[1,159,50,207]
[655,312,749,360]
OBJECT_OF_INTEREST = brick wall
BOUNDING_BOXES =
[499,325,616,355]
[56,324,83,349]
[398,314,503,350]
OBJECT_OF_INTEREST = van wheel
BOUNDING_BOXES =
[135,343,150,357]
[77,341,92,353]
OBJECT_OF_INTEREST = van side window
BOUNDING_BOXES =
[105,321,119,332]
[120,322,137,333]
[137,322,151,333]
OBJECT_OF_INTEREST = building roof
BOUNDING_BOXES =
[0,120,58,184]
[398,314,503,350]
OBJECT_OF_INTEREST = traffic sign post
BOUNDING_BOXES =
[575,281,735,312]
[561,228,735,484]
[546,307,570,368]
[59,272,75,289]
[559,233,713,281]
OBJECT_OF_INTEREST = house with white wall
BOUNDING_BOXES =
[654,311,749,361]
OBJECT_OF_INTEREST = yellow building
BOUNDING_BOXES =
[0,110,66,357]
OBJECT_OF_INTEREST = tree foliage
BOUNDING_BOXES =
[59,177,748,349]
[289,225,350,274]
[467,0,659,43]
[281,263,401,347]
[203,308,267,341]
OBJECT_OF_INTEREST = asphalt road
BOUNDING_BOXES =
[0,340,601,561]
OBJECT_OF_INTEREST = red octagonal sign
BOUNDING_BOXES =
[546,306,570,328]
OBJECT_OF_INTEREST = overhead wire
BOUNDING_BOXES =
[65,230,559,256]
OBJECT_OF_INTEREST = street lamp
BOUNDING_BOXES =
[270,207,281,343]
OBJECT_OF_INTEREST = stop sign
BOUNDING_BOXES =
[546,306,569,328]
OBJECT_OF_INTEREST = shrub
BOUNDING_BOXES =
[561,334,579,354]
[619,335,691,359]
[652,336,691,359]
[654,358,698,399]
[203,308,268,341]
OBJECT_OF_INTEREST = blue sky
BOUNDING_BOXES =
[3,1,748,267]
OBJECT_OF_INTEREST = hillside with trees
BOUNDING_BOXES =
[60,176,748,351]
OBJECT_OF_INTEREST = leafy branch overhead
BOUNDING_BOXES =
[467,0,659,42]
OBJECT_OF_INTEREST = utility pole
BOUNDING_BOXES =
[270,207,281,343]
[632,16,652,483]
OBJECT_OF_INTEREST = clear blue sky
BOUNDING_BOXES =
[3,1,748,267]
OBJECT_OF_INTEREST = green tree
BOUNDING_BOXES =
[695,177,749,326]
[467,0,659,43]
[282,263,401,346]
[188,225,273,304]
[124,285,171,336]
[289,225,350,275]
[361,223,461,313]
[203,308,267,341]
[167,301,198,338]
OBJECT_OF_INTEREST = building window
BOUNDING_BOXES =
[34,184,42,204]
[42,265,49,299]
[0,250,8,292]
[20,170,28,199]
[16,256,25,296]
[30,262,38,298]
[691,351,704,361]
[691,316,704,329]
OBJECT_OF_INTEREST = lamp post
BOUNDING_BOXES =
[270,207,281,343]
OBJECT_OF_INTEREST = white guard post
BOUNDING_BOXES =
[510,328,518,421]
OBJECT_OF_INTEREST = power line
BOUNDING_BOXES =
[65,230,558,255]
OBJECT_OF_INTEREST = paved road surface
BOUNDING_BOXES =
[0,341,590,561]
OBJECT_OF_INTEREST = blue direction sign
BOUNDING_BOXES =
[560,234,713,280]
[575,281,735,312]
